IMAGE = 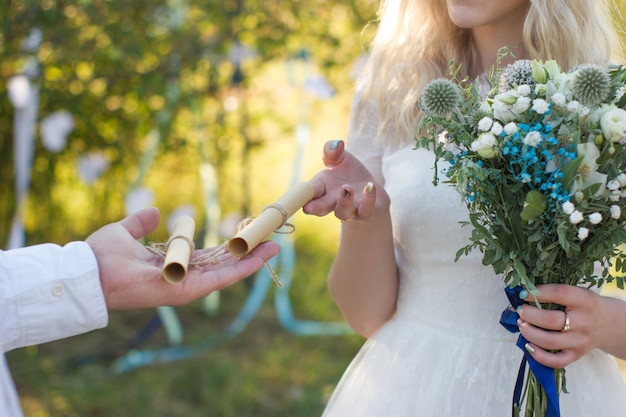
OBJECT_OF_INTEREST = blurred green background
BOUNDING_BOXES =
[2,1,375,416]
[2,1,625,416]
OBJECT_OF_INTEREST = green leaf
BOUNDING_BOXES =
[520,190,547,222]
[559,156,584,189]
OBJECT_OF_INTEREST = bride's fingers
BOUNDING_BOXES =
[355,182,376,219]
[323,140,347,167]
[335,185,356,221]
[518,305,569,332]
[522,342,579,369]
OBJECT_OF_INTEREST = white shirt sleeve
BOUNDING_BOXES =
[0,241,109,352]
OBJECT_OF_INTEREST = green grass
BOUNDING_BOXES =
[8,224,364,417]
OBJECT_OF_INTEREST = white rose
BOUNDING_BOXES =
[478,117,493,132]
[617,173,626,187]
[611,205,621,219]
[551,92,566,106]
[512,97,531,115]
[577,227,589,241]
[600,106,626,143]
[523,131,543,147]
[493,102,513,122]
[566,100,581,113]
[588,212,602,224]
[532,98,550,115]
[504,122,518,136]
[517,85,531,96]
[491,122,503,136]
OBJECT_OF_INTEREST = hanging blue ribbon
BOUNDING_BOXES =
[500,286,561,417]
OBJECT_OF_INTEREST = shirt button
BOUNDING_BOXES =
[52,283,66,296]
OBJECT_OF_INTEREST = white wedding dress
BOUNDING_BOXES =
[321,98,626,417]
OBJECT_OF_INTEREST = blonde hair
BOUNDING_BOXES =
[358,0,625,144]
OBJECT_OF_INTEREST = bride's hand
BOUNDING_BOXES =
[304,140,390,222]
[516,284,622,368]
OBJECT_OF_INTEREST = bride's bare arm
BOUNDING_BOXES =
[305,140,398,338]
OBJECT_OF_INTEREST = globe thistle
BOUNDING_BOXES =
[421,78,461,117]
[468,108,492,133]
[571,64,611,106]
[499,60,535,92]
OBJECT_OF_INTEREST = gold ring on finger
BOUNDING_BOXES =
[562,312,571,332]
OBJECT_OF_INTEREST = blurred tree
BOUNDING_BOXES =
[0,0,377,245]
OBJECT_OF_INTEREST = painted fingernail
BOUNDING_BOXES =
[516,305,523,314]
[366,182,375,194]
[331,140,342,150]
[517,318,524,328]
[524,343,535,354]
[519,290,528,300]
[342,187,351,198]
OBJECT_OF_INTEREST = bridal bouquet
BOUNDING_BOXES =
[417,51,626,417]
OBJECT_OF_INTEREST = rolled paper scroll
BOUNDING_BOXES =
[228,181,314,257]
[162,215,196,284]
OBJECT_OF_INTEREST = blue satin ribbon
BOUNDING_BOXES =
[500,286,561,417]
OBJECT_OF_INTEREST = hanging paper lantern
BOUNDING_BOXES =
[124,187,155,216]
[77,151,109,184]
[7,75,31,109]
[40,110,74,152]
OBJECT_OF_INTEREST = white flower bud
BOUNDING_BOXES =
[607,180,621,191]
[588,212,602,224]
[577,227,589,241]
[610,205,621,219]
[562,201,575,215]
[570,210,584,224]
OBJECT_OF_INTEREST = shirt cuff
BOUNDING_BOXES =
[0,241,109,352]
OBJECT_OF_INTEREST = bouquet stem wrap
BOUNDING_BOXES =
[501,286,561,417]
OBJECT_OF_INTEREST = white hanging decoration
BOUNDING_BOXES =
[228,42,257,65]
[7,75,31,109]
[305,74,335,99]
[223,95,239,112]
[124,187,155,216]
[40,110,74,152]
[167,204,196,234]
[21,27,42,52]
[76,151,109,184]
